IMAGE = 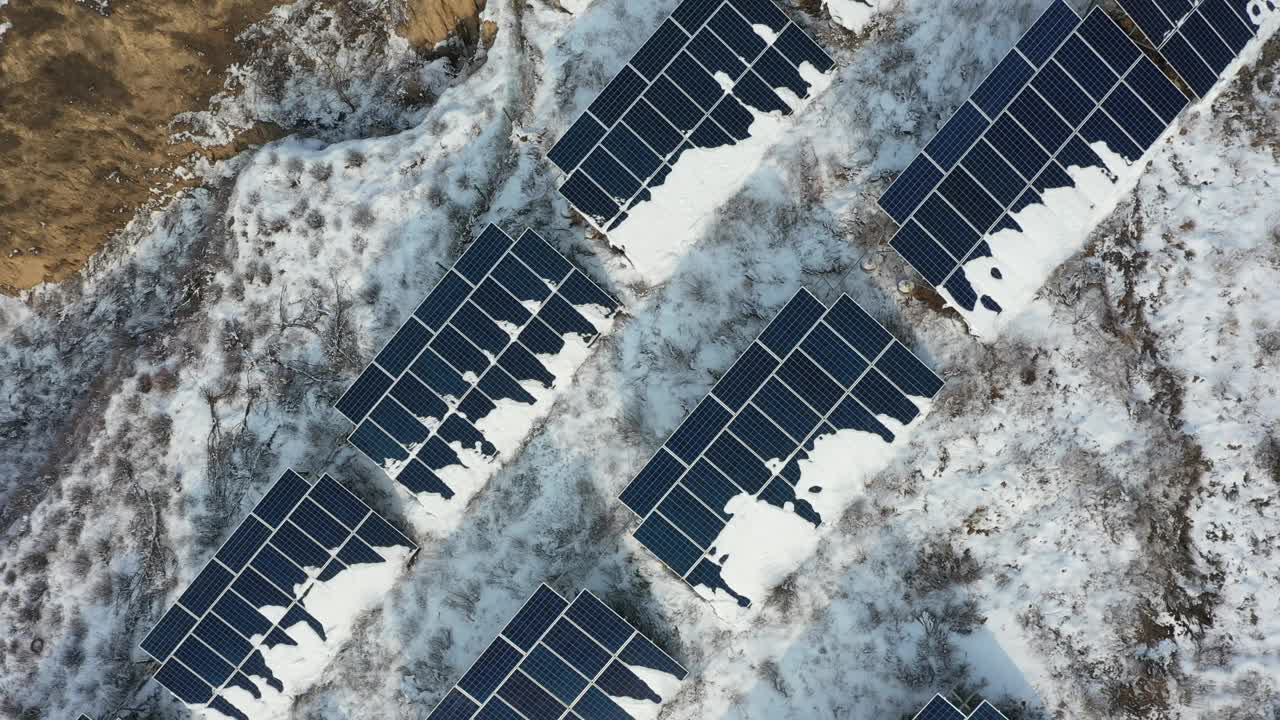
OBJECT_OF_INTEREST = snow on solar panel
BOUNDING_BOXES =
[911,695,1011,720]
[547,0,837,279]
[336,224,620,519]
[425,584,687,720]
[1117,0,1272,97]
[618,289,943,613]
[139,470,417,720]
[877,1,1191,338]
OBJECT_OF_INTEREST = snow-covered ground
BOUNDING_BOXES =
[1,0,1278,719]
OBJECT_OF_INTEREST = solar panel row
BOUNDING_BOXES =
[336,224,619,503]
[427,585,687,720]
[878,1,1189,318]
[619,289,943,608]
[1118,0,1262,96]
[548,0,835,231]
[139,470,417,719]
[911,695,1012,720]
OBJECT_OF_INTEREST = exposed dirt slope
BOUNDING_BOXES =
[400,0,486,48]
[0,0,288,293]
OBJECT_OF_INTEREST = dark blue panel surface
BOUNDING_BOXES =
[566,593,633,652]
[631,19,690,80]
[492,255,550,304]
[476,701,523,720]
[827,397,893,441]
[390,374,448,425]
[141,606,198,661]
[415,272,472,331]
[410,346,472,402]
[878,342,943,399]
[1103,83,1165,149]
[986,113,1050,180]
[924,102,989,170]
[603,124,663,181]
[733,70,791,115]
[175,637,235,687]
[1161,32,1218,96]
[375,320,431,376]
[1032,60,1093,126]
[597,661,660,703]
[624,99,684,157]
[710,94,754,140]
[310,476,369,531]
[549,116,608,173]
[752,377,822,442]
[1017,0,1078,66]
[538,294,598,340]
[1078,9,1140,74]
[680,459,742,520]
[291,498,348,550]
[878,154,944,224]
[498,343,554,388]
[938,169,1004,235]
[590,66,647,126]
[1118,0,1174,44]
[255,471,310,528]
[502,585,568,651]
[1125,57,1187,125]
[704,430,770,493]
[513,230,572,285]
[620,634,687,679]
[155,661,214,705]
[1180,12,1234,73]
[336,535,384,566]
[915,695,966,720]
[370,397,430,449]
[452,301,510,356]
[776,23,835,72]
[559,271,617,314]
[672,0,720,32]
[647,73,706,129]
[428,689,480,720]
[729,0,788,30]
[972,52,1035,117]
[517,317,564,357]
[232,568,292,611]
[336,365,393,423]
[439,414,497,458]
[252,543,307,595]
[712,342,779,410]
[1008,88,1071,153]
[634,514,702,575]
[582,147,642,202]
[1056,135,1107,174]
[776,352,844,414]
[522,644,588,704]
[1032,161,1074,194]
[473,278,533,328]
[431,325,490,377]
[1080,109,1143,162]
[212,591,273,640]
[397,458,453,499]
[799,323,867,388]
[543,619,611,677]
[179,564,232,617]
[891,220,955,286]
[271,521,330,571]
[1053,34,1118,101]
[690,116,734,148]
[1198,0,1253,53]
[194,614,252,666]
[667,397,732,463]
[760,290,825,357]
[915,193,979,261]
[456,225,513,286]
[960,139,1026,207]
[754,46,810,98]
[729,405,795,464]
[560,171,621,226]
[459,639,523,703]
[824,297,892,359]
[852,369,920,425]
[709,5,766,61]
[688,27,747,80]
[621,448,686,516]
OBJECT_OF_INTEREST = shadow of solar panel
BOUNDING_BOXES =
[140,470,416,719]
[548,0,835,231]
[428,585,685,720]
[335,225,619,501]
[618,289,942,608]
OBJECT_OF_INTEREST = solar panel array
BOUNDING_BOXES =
[547,0,835,231]
[878,0,1189,317]
[336,224,619,502]
[427,585,688,720]
[139,470,417,720]
[1118,0,1264,96]
[619,289,943,607]
[912,695,1011,720]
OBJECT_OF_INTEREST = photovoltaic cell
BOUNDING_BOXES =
[548,0,835,230]
[878,2,1195,324]
[140,470,416,719]
[426,585,687,720]
[618,289,942,608]
[336,225,619,505]
[910,695,1012,720]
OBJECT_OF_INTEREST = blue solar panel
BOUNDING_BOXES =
[1117,0,1175,45]
[912,695,965,720]
[141,471,416,719]
[878,2,1198,324]
[1179,11,1235,74]
[549,0,835,231]
[924,102,989,171]
[337,225,619,502]
[428,585,686,720]
[618,290,942,607]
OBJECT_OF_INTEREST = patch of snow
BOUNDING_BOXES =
[825,0,889,34]
[560,0,594,14]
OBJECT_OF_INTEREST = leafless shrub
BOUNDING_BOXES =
[351,203,376,229]
[309,161,333,182]
[907,540,982,594]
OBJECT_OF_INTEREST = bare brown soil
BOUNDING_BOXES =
[0,0,295,293]
[400,0,486,49]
